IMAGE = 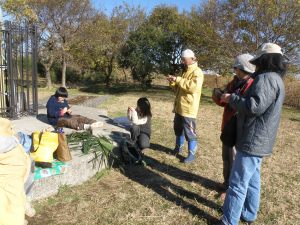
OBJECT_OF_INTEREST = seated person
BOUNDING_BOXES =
[127,97,152,150]
[46,87,102,130]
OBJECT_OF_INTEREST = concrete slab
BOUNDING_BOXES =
[27,150,104,201]
[9,104,130,201]
[11,105,108,135]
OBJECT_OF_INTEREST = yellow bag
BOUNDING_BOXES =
[30,131,59,163]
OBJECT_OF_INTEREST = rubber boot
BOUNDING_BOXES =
[184,140,197,163]
[173,135,184,155]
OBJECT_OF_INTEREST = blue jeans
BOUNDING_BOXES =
[222,150,263,225]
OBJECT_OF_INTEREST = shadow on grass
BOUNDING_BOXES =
[121,155,221,224]
[149,143,220,192]
[150,143,186,162]
[289,117,300,122]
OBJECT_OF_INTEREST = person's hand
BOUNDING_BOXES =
[67,108,72,114]
[62,107,68,114]
[128,107,135,111]
[220,93,231,103]
[167,75,176,83]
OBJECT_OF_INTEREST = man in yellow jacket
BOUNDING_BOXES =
[167,49,204,163]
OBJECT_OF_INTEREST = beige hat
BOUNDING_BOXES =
[250,43,283,63]
[181,49,195,58]
[0,118,15,136]
[233,53,256,74]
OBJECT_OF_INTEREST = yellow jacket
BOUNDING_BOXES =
[170,62,204,118]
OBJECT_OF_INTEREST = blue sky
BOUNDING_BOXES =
[92,0,204,15]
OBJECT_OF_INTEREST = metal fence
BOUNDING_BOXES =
[0,21,38,118]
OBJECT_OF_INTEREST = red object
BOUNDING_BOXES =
[214,76,254,131]
[60,109,65,117]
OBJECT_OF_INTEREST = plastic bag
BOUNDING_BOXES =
[30,131,59,165]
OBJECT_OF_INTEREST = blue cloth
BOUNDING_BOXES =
[222,150,262,225]
[46,95,69,125]
[17,132,32,153]
[188,140,197,155]
[175,135,185,149]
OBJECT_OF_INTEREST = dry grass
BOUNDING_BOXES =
[28,84,300,225]
[284,76,300,109]
[204,75,300,109]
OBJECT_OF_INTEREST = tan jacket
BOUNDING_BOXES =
[170,62,204,118]
[0,143,30,225]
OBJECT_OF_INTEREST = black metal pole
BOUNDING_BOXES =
[31,24,38,115]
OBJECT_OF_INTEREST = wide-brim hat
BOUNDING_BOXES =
[0,118,15,136]
[250,43,283,64]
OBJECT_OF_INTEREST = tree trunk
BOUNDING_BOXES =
[61,53,67,87]
[43,55,54,90]
[45,68,52,89]
[122,68,127,82]
[105,56,114,87]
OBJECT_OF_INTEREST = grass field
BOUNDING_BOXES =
[28,80,300,225]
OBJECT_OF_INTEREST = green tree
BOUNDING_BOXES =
[189,0,300,74]
[70,4,146,86]
[120,6,190,88]
[120,24,161,88]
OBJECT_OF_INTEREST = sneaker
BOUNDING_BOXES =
[25,201,36,217]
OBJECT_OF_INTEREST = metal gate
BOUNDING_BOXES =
[0,21,38,118]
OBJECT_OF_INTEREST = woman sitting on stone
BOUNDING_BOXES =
[127,97,152,150]
[46,87,102,130]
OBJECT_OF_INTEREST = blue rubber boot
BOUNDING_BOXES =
[184,140,197,163]
[173,135,184,155]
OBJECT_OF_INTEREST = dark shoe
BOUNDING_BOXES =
[184,153,195,163]
[241,218,254,224]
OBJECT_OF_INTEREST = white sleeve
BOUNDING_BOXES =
[131,110,148,125]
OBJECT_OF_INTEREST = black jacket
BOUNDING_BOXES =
[46,95,69,125]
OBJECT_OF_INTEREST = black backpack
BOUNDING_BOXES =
[120,138,143,165]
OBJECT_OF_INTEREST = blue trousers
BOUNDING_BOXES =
[222,150,263,225]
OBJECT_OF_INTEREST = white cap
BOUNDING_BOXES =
[233,53,256,74]
[250,43,283,63]
[181,49,195,58]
